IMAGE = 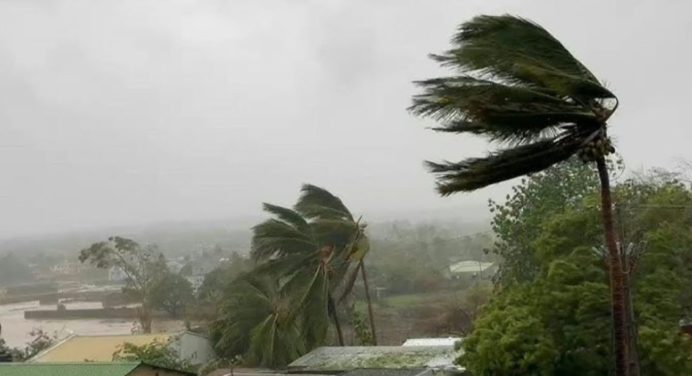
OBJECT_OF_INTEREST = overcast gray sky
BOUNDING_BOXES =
[0,0,690,239]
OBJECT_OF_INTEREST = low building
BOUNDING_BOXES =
[0,361,195,376]
[29,333,172,363]
[287,346,464,374]
[170,331,216,366]
[448,261,495,279]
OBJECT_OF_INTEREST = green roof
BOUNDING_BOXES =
[0,362,140,376]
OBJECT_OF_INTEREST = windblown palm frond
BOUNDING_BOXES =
[295,184,354,221]
[410,15,618,194]
[251,204,317,261]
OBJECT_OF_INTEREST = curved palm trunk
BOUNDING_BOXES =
[359,260,378,345]
[596,157,629,376]
[328,295,345,346]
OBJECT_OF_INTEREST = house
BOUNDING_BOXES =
[402,338,461,347]
[29,332,214,366]
[0,361,195,376]
[448,261,495,279]
[29,333,172,363]
[287,345,464,374]
[170,331,216,366]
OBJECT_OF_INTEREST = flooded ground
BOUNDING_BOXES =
[0,301,182,348]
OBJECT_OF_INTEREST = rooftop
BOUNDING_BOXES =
[0,362,140,376]
[448,261,494,274]
[287,346,461,372]
[29,333,172,363]
[402,338,461,347]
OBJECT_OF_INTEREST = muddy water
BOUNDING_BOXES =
[0,301,182,348]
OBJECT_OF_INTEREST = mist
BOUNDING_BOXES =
[1,0,690,240]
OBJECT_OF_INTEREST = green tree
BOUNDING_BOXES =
[79,236,168,333]
[462,170,692,375]
[149,272,194,318]
[113,340,192,372]
[410,15,627,375]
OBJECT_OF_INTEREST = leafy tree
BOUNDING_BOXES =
[149,272,194,318]
[79,236,168,333]
[461,170,692,375]
[410,15,627,374]
[113,340,192,372]
[0,329,56,362]
[197,252,252,305]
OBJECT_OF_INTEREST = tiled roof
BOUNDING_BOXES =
[0,362,140,376]
[29,333,171,363]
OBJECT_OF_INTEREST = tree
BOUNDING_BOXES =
[461,169,692,375]
[211,184,374,367]
[410,15,627,375]
[113,340,192,372]
[149,272,194,318]
[79,236,168,333]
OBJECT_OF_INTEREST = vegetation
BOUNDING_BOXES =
[0,253,33,285]
[211,184,374,368]
[0,329,56,362]
[112,340,193,372]
[410,14,629,375]
[149,271,194,319]
[460,162,692,375]
[79,236,169,333]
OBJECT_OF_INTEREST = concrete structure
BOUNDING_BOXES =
[29,334,171,363]
[170,331,216,366]
[0,362,195,376]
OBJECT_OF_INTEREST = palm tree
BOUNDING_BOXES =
[295,184,378,344]
[409,15,627,376]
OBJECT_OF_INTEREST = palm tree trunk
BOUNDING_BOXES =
[596,156,629,376]
[328,295,345,346]
[359,260,378,345]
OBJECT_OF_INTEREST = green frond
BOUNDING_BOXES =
[262,203,311,233]
[251,219,316,261]
[427,137,582,194]
[295,184,354,221]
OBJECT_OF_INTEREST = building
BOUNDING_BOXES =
[29,334,172,363]
[287,345,464,374]
[448,261,495,279]
[0,361,195,376]
[169,331,216,366]
[402,338,461,347]
[29,332,214,366]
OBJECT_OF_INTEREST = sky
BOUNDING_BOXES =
[0,0,690,239]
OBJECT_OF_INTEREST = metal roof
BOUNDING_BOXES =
[402,338,461,347]
[0,362,140,376]
[287,346,462,372]
[448,261,494,274]
[29,333,171,363]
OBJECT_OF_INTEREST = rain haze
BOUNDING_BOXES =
[1,0,690,240]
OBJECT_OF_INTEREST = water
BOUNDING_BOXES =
[0,301,181,348]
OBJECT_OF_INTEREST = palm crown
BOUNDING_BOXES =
[410,15,618,195]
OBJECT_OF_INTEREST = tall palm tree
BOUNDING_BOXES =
[409,15,628,375]
[295,184,378,345]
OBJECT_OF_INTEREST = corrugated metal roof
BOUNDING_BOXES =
[0,362,140,376]
[287,346,461,372]
[402,338,461,347]
[29,333,172,363]
[448,261,494,274]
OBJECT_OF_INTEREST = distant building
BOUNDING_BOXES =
[50,261,88,276]
[448,261,495,279]
[169,331,216,366]
[109,266,129,282]
[402,338,461,347]
[29,333,172,363]
[0,361,195,376]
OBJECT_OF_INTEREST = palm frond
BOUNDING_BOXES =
[295,184,354,221]
[251,218,316,261]
[427,137,582,194]
[262,203,311,233]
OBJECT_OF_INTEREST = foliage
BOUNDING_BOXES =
[149,272,194,318]
[112,340,193,372]
[78,236,169,333]
[410,15,617,195]
[0,329,56,362]
[461,168,692,375]
[197,252,252,304]
[211,184,370,368]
